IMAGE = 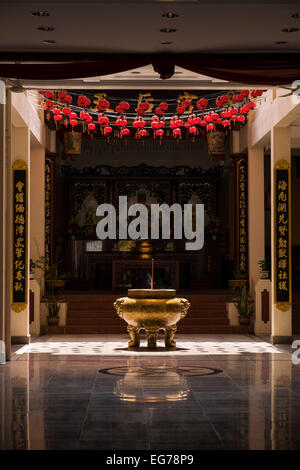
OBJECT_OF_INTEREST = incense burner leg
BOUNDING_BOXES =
[145,326,159,349]
[165,325,177,348]
[127,325,140,348]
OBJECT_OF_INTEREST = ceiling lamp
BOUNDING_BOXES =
[37,26,55,31]
[281,27,299,32]
[32,11,50,17]
[160,28,177,33]
[162,12,179,18]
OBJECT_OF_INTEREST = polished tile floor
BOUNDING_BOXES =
[1,334,300,450]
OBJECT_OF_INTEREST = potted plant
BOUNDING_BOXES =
[31,254,70,290]
[46,294,61,326]
[233,284,254,326]
[228,269,248,289]
[258,259,270,279]
[30,258,35,279]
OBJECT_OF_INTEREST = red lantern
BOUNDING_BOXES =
[65,95,72,104]
[88,122,95,130]
[63,107,71,116]
[121,128,130,137]
[196,98,208,110]
[182,99,191,109]
[140,102,150,111]
[98,115,109,125]
[98,98,110,109]
[222,119,231,127]
[52,107,61,115]
[187,114,196,125]
[173,128,181,139]
[77,95,87,106]
[139,129,147,138]
[156,129,164,139]
[119,101,130,111]
[206,123,215,132]
[116,116,127,127]
[45,100,54,109]
[155,107,164,116]
[241,89,249,97]
[45,91,54,99]
[204,114,213,123]
[189,126,198,135]
[69,119,78,127]
[177,106,185,114]
[58,91,67,101]
[53,114,62,121]
[69,112,77,120]
[159,102,168,111]
[247,101,256,110]
[151,121,160,130]
[104,126,112,134]
[237,115,245,123]
[221,94,229,104]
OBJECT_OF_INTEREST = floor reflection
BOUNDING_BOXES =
[0,334,300,450]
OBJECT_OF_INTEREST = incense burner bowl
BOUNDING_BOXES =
[114,289,190,349]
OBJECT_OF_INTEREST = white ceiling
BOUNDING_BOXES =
[1,1,300,54]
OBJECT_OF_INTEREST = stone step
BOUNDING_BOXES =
[66,317,230,327]
[65,292,238,334]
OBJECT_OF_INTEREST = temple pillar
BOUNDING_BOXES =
[270,127,292,344]
[30,147,45,284]
[10,123,31,344]
[248,147,265,291]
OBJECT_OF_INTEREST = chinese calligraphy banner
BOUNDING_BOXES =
[12,160,28,313]
[45,157,54,271]
[237,158,248,278]
[274,159,292,311]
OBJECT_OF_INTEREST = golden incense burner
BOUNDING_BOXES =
[114,288,190,349]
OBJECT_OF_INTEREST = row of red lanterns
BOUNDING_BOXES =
[41,90,262,140]
[50,108,249,138]
[40,89,264,115]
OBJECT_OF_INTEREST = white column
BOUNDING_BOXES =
[10,125,31,344]
[248,147,265,291]
[270,127,292,344]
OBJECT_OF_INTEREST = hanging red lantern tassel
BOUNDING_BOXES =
[104,125,113,142]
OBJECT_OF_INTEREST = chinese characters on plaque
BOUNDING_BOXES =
[274,159,291,311]
[12,160,27,312]
[45,158,54,271]
[237,158,248,278]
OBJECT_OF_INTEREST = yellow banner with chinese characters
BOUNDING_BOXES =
[237,158,248,278]
[12,160,28,313]
[274,159,292,312]
[45,157,54,271]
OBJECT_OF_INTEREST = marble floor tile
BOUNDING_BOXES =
[1,333,300,450]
